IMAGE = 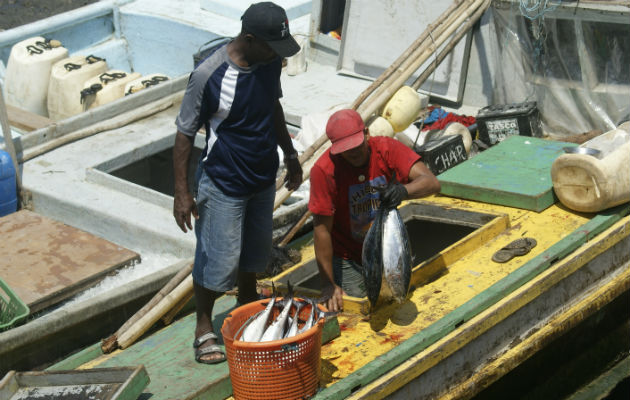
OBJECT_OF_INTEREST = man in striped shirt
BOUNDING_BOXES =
[173,2,302,364]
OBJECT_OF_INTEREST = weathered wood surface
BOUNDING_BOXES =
[0,210,140,313]
[0,366,149,400]
[5,104,53,132]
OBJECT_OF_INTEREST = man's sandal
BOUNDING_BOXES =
[492,238,537,263]
[193,331,226,365]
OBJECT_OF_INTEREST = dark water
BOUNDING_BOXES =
[0,0,98,30]
[472,290,630,400]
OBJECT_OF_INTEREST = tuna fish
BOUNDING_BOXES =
[361,175,412,308]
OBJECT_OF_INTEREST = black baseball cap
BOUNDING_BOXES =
[241,2,300,58]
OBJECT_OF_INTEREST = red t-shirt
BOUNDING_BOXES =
[308,136,421,263]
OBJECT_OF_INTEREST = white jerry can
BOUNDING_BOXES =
[124,74,170,96]
[80,70,142,111]
[47,55,108,120]
[5,36,69,117]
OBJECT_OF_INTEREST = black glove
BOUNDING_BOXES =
[380,181,407,209]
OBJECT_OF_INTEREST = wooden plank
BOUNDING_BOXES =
[0,210,140,313]
[0,366,149,400]
[5,104,53,132]
[312,203,630,399]
[438,136,576,212]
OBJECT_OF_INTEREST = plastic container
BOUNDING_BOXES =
[286,36,307,76]
[551,127,630,213]
[222,299,324,400]
[5,36,69,116]
[368,116,395,137]
[47,55,108,120]
[0,150,18,217]
[382,86,423,133]
[0,277,29,331]
[124,74,170,95]
[80,70,142,111]
[444,122,472,155]
[476,101,543,146]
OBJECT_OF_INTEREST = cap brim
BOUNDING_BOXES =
[330,131,365,155]
[267,35,301,58]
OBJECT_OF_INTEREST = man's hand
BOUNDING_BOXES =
[284,158,303,191]
[173,191,198,233]
[380,181,408,209]
[321,282,345,312]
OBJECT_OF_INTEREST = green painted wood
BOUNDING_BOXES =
[94,296,238,400]
[567,355,630,400]
[313,204,630,399]
[438,136,576,212]
[322,317,341,344]
[47,343,104,371]
[118,366,151,400]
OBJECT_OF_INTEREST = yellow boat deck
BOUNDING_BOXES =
[272,194,590,387]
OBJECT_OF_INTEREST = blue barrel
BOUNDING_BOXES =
[0,149,18,217]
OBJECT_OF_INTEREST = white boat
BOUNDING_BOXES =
[0,0,628,398]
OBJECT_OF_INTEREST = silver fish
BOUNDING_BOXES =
[362,175,412,307]
[284,303,303,338]
[241,296,275,342]
[260,296,293,342]
[297,299,316,335]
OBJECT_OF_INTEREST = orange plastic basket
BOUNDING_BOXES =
[221,299,324,400]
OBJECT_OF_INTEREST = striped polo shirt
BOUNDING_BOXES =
[175,44,282,196]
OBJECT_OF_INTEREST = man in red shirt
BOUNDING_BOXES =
[309,109,441,312]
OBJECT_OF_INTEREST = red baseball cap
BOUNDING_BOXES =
[326,109,366,155]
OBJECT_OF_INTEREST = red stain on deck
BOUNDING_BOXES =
[380,333,404,344]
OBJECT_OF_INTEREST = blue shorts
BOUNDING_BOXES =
[192,169,274,292]
[333,256,367,298]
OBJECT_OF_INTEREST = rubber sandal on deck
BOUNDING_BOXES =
[492,238,537,263]
[195,344,226,364]
[193,331,218,348]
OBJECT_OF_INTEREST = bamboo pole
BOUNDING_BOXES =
[117,274,193,349]
[356,0,477,119]
[274,142,329,209]
[412,0,491,91]
[350,0,466,111]
[275,133,329,190]
[20,95,174,162]
[356,0,487,121]
[161,290,194,325]
[101,260,193,353]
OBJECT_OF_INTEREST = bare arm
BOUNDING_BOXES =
[313,214,345,312]
[404,160,441,199]
[273,100,302,191]
[173,131,198,232]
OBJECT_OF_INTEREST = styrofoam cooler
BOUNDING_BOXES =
[5,36,69,117]
[124,74,170,95]
[80,70,142,111]
[47,55,108,120]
